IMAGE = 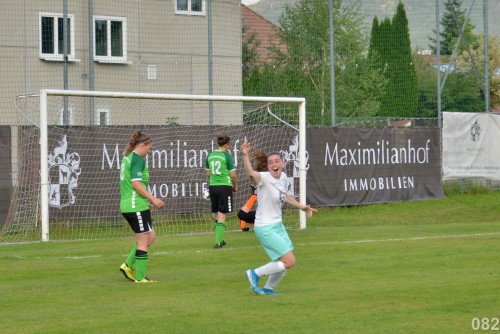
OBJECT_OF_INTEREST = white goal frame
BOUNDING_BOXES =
[39,89,307,241]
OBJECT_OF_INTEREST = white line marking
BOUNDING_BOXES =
[297,231,500,246]
[65,255,103,259]
[6,231,500,259]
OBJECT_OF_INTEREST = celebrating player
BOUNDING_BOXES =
[241,136,316,295]
[237,150,268,231]
[119,131,165,283]
[205,133,238,249]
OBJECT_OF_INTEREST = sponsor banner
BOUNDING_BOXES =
[18,125,444,217]
[443,112,500,180]
[20,126,300,217]
[306,127,443,206]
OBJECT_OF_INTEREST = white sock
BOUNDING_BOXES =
[264,270,286,290]
[255,260,286,277]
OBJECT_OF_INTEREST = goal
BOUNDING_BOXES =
[3,89,307,242]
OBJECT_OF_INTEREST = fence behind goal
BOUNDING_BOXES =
[1,90,306,243]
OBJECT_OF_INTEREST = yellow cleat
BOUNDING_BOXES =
[119,263,135,282]
[134,277,157,283]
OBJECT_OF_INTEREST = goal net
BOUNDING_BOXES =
[2,90,306,242]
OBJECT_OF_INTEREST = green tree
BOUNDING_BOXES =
[244,0,384,125]
[279,0,385,124]
[242,24,260,80]
[368,17,383,69]
[369,2,418,118]
[442,72,484,112]
[413,51,486,117]
[335,57,387,118]
[429,0,477,56]
[413,54,438,118]
[457,35,500,108]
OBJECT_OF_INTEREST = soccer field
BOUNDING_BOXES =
[1,191,499,334]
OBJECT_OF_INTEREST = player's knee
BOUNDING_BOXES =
[149,230,156,244]
[281,253,296,269]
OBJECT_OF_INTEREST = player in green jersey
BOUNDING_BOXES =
[205,133,237,248]
[119,131,165,283]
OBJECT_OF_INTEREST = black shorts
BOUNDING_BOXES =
[122,209,153,234]
[209,185,233,214]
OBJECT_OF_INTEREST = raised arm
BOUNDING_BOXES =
[240,136,261,186]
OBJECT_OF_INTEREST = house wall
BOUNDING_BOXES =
[0,0,242,126]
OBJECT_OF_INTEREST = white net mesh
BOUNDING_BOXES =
[2,91,304,242]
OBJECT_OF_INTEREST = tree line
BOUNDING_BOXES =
[243,0,499,126]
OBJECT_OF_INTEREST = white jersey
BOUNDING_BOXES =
[254,172,288,227]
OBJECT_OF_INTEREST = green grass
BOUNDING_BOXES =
[1,192,499,333]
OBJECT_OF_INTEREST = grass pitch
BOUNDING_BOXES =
[1,191,499,333]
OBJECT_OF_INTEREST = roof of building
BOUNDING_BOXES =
[241,4,286,63]
[391,119,412,127]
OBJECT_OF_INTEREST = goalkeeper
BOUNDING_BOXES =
[119,131,165,283]
[237,150,268,231]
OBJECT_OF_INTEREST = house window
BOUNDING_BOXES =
[39,12,75,61]
[175,0,205,16]
[96,108,110,125]
[94,16,127,63]
[58,107,74,126]
[148,65,157,80]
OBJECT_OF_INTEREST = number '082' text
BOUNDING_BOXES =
[471,317,500,331]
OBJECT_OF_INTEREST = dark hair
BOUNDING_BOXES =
[253,151,268,171]
[124,130,151,155]
[216,133,230,147]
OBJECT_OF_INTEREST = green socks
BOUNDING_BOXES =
[135,250,148,281]
[125,243,138,268]
[215,221,226,245]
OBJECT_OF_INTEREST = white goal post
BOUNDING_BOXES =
[35,89,307,242]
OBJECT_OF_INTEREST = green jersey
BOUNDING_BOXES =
[120,151,150,213]
[205,150,235,186]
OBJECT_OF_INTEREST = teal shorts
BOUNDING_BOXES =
[254,223,294,261]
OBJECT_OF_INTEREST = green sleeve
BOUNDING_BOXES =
[225,151,235,171]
